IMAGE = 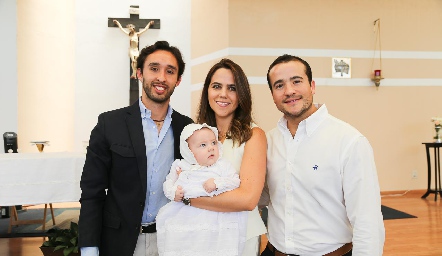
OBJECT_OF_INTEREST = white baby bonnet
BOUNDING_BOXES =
[179,123,223,165]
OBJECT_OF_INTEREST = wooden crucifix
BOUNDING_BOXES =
[108,5,160,105]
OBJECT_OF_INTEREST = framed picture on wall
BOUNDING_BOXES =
[332,58,351,78]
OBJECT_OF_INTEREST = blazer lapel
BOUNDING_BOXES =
[126,101,148,194]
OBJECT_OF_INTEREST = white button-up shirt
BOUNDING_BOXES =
[262,104,385,255]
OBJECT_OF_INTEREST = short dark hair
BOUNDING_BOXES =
[266,54,312,91]
[137,41,185,78]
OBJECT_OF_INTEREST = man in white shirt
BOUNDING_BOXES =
[260,54,385,256]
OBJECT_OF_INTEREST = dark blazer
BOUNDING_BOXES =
[79,100,193,256]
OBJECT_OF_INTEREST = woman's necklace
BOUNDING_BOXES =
[218,131,228,141]
[218,124,231,141]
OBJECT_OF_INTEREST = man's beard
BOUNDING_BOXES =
[143,81,175,103]
[281,96,313,119]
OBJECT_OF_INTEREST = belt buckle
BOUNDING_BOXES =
[140,222,156,234]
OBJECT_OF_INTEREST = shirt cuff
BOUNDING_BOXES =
[80,247,99,256]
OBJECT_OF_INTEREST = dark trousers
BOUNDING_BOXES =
[260,245,352,256]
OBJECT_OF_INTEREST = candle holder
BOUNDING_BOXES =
[30,141,50,152]
[435,125,442,143]
[371,69,383,88]
[431,117,442,143]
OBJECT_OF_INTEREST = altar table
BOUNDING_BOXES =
[0,152,85,205]
[0,152,85,231]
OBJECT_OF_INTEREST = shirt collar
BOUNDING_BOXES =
[277,103,328,137]
[138,97,173,120]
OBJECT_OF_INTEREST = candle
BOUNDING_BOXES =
[374,69,381,77]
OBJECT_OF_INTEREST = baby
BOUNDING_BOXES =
[156,123,247,256]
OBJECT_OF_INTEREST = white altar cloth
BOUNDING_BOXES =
[0,152,85,205]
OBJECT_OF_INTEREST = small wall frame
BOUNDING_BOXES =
[332,58,351,78]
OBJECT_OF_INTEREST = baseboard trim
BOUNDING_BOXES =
[380,189,426,196]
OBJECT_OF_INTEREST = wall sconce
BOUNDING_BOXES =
[372,69,383,88]
[371,19,383,89]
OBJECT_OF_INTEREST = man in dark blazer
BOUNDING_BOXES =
[79,41,193,256]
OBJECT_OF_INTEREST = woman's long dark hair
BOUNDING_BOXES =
[197,59,253,146]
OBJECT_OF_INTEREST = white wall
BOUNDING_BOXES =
[12,0,191,153]
[17,0,75,153]
[74,0,191,152]
[0,0,18,149]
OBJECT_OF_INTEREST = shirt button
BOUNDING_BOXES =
[287,186,292,191]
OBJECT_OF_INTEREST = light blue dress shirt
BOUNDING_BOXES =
[139,100,174,224]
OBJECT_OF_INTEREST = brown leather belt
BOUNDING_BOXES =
[267,242,352,256]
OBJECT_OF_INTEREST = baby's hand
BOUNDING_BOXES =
[176,166,182,176]
[174,185,184,202]
[203,178,217,193]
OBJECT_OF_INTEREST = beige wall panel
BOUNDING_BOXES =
[229,0,442,51]
[251,84,442,191]
[191,90,203,121]
[229,0,378,49]
[222,56,337,80]
[191,0,442,192]
[232,56,333,79]
[381,59,442,79]
[234,56,338,79]
[250,86,278,131]
[381,0,442,51]
[224,56,275,77]
[193,81,442,191]
[191,59,226,85]
[221,56,442,81]
[191,0,229,58]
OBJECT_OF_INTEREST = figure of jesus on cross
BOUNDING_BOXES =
[113,19,154,78]
[108,5,160,104]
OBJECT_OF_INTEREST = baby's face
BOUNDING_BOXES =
[187,128,220,166]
